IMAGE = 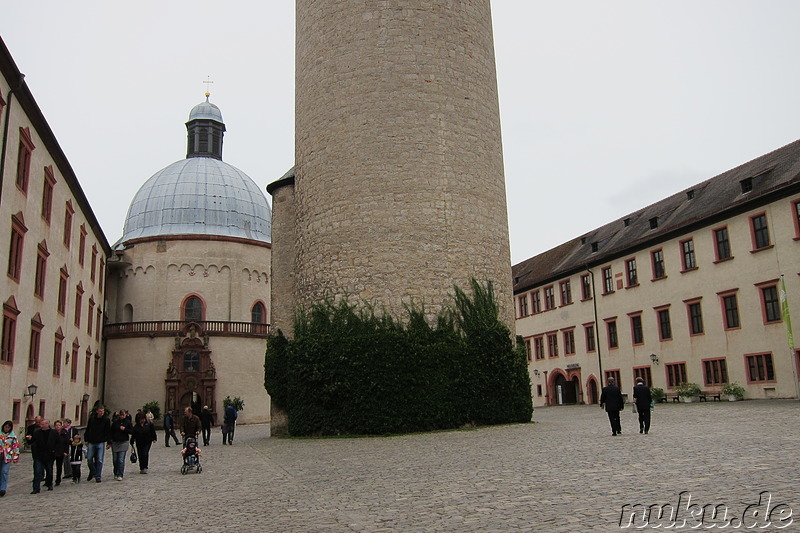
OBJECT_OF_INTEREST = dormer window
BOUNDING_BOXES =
[623,218,631,227]
[740,178,753,194]
[649,217,659,229]
[686,189,695,200]
[591,242,599,253]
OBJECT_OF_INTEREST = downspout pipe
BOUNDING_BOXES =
[0,73,25,208]
[587,265,604,388]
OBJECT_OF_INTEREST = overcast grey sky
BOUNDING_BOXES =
[3,1,799,264]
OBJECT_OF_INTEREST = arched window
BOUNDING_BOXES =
[184,296,203,322]
[122,304,133,322]
[251,302,266,324]
[183,350,199,372]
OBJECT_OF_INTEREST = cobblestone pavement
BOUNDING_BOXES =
[2,400,797,532]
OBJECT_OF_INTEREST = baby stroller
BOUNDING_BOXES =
[180,437,202,474]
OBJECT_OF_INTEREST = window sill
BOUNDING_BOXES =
[626,283,640,289]
[750,244,774,254]
[680,267,699,274]
[713,256,734,264]
[560,302,574,307]
[651,276,668,282]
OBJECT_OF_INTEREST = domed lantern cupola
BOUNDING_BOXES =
[186,92,226,160]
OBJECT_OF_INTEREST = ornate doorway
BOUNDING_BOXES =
[165,323,217,420]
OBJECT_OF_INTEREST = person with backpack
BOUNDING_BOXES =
[222,404,237,445]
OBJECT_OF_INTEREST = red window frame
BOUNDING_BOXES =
[7,213,27,282]
[15,127,35,193]
[41,166,56,224]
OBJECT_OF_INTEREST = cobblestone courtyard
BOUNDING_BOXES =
[2,400,797,532]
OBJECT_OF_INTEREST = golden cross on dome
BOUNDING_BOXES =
[203,76,214,99]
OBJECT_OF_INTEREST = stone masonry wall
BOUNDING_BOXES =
[295,0,514,328]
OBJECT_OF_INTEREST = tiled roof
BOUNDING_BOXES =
[512,139,800,293]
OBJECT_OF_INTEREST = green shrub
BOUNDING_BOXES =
[222,396,245,411]
[264,279,533,436]
[650,387,665,402]
[721,382,745,399]
[675,382,701,398]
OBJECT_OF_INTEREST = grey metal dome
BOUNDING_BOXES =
[119,157,272,245]
[188,99,223,122]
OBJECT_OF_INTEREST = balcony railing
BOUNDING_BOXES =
[104,320,270,339]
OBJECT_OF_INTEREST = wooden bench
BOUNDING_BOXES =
[699,390,722,402]
[659,392,680,403]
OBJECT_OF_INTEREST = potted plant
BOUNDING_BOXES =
[675,382,701,403]
[650,387,665,403]
[721,382,745,401]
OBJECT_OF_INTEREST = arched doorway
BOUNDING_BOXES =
[553,373,578,405]
[586,376,599,405]
[166,323,217,424]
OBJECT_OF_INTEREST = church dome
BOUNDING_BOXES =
[117,97,271,246]
[188,100,223,122]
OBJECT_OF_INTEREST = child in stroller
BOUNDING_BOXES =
[180,436,202,474]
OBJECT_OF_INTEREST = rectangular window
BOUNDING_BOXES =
[41,166,56,224]
[563,329,575,355]
[1,309,18,364]
[90,246,98,283]
[63,201,74,249]
[547,332,559,358]
[721,293,740,329]
[607,320,618,349]
[633,367,653,387]
[688,301,704,335]
[95,308,102,341]
[714,227,732,261]
[584,324,596,352]
[602,267,613,294]
[524,339,532,362]
[74,284,84,327]
[70,344,79,381]
[625,258,638,287]
[746,353,775,382]
[28,323,42,370]
[581,274,592,300]
[666,362,687,388]
[560,280,572,306]
[7,214,27,282]
[533,336,545,360]
[761,285,781,323]
[518,294,529,318]
[605,370,621,389]
[531,291,541,314]
[12,400,20,424]
[651,249,666,280]
[53,334,63,377]
[544,286,555,310]
[99,259,105,293]
[630,314,644,345]
[751,213,771,250]
[681,239,697,270]
[78,225,87,266]
[703,358,728,386]
[84,351,91,385]
[15,127,34,193]
[34,242,49,299]
[87,298,95,336]
[657,308,672,340]
[793,200,800,239]
[57,268,69,315]
[93,356,99,387]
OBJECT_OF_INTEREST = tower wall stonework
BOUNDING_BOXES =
[267,178,297,337]
[294,0,514,327]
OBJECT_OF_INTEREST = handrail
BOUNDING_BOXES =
[104,320,270,338]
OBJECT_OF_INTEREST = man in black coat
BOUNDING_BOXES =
[200,406,214,446]
[84,405,111,483]
[599,377,625,436]
[163,410,180,447]
[633,377,653,434]
[30,419,58,493]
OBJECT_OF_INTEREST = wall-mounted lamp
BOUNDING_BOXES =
[649,353,659,365]
[533,369,540,377]
[81,393,90,403]
[23,384,38,400]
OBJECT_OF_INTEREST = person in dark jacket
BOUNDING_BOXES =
[181,407,202,445]
[110,409,133,481]
[163,410,180,447]
[129,415,157,474]
[200,406,213,446]
[30,419,58,494]
[222,404,237,445]
[61,418,78,479]
[52,420,70,486]
[599,377,625,436]
[84,405,111,483]
[633,378,653,434]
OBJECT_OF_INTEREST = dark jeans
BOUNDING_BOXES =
[32,458,54,492]
[606,410,622,435]
[638,409,651,433]
[71,464,81,480]
[55,456,65,484]
[165,428,180,446]
[222,422,235,444]
[202,426,211,446]
[136,442,152,471]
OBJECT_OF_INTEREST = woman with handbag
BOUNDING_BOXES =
[129,415,157,474]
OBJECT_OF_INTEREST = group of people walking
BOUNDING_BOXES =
[599,377,654,436]
[1,402,240,497]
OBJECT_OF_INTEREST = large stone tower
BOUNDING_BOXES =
[271,0,513,333]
